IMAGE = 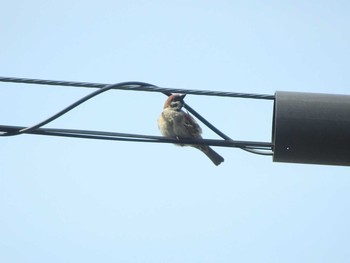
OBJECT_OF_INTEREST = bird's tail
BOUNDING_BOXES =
[198,146,224,166]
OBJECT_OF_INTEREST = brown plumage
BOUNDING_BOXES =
[158,94,224,166]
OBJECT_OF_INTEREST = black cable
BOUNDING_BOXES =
[182,102,272,156]
[0,82,154,136]
[0,76,275,100]
[0,77,274,155]
[0,125,273,150]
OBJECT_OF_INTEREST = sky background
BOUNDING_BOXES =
[1,1,350,262]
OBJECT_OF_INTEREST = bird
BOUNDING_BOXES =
[158,94,224,166]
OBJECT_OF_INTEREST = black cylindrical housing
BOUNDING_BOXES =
[273,91,350,166]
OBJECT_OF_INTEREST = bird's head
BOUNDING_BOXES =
[163,94,186,111]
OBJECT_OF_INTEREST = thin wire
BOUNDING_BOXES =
[0,77,274,155]
[182,102,272,155]
[0,125,273,149]
[0,76,275,100]
[0,82,154,136]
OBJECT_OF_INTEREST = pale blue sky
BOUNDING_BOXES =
[1,1,350,262]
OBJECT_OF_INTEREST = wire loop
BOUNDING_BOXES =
[0,76,274,155]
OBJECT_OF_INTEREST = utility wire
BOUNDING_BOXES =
[0,82,153,136]
[0,76,275,100]
[182,102,272,155]
[0,76,274,155]
[0,125,273,150]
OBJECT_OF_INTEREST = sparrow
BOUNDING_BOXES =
[158,94,224,166]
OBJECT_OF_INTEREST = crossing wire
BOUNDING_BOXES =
[0,76,274,155]
[0,76,275,100]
